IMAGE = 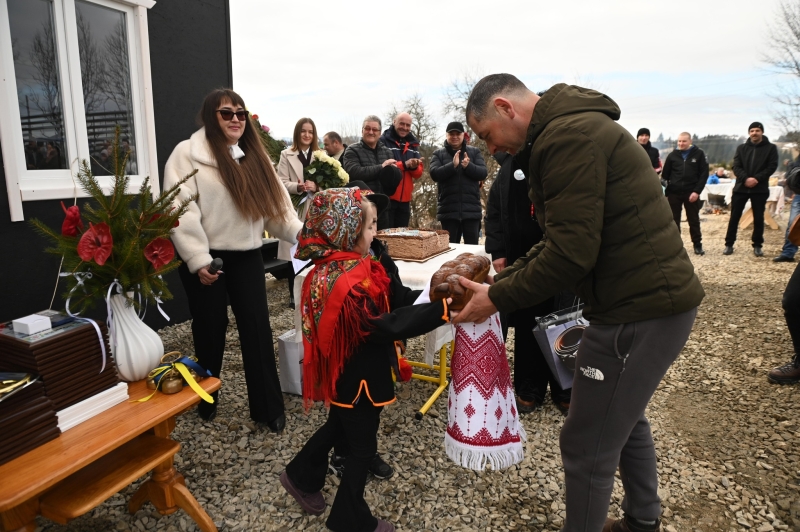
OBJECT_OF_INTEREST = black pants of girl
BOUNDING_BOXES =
[178,248,284,424]
[286,401,383,532]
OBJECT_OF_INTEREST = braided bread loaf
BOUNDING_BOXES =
[429,253,492,310]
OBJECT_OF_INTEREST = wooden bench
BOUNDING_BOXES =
[0,378,221,532]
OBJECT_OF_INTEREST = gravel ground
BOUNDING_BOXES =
[36,209,800,532]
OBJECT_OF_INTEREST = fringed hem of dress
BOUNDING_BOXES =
[444,426,527,471]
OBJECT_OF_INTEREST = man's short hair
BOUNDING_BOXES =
[362,115,382,129]
[678,132,691,139]
[324,131,342,144]
[466,73,528,122]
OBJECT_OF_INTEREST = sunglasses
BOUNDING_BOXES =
[217,109,249,121]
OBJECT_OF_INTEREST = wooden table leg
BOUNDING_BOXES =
[739,208,754,229]
[0,499,38,532]
[765,208,780,230]
[128,417,217,532]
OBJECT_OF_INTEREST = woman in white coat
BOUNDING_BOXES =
[276,117,319,306]
[164,89,302,432]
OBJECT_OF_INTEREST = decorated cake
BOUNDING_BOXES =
[376,228,450,261]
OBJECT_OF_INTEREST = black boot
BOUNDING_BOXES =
[723,245,734,255]
[754,245,764,257]
[693,244,705,256]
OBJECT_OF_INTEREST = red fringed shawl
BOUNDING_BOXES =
[300,252,391,408]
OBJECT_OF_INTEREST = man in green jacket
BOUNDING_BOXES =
[457,74,704,532]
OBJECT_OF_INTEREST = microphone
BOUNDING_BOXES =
[208,258,223,274]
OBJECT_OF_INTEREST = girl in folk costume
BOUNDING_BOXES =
[280,188,451,532]
[277,117,319,306]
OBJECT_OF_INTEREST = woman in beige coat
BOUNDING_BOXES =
[276,117,319,306]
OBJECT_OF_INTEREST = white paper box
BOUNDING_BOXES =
[12,314,52,335]
[277,329,303,395]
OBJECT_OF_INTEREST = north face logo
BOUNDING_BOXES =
[691,158,697,163]
[580,367,604,381]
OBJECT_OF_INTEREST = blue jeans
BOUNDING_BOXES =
[781,194,800,258]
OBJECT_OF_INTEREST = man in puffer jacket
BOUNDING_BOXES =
[724,121,779,257]
[430,122,487,244]
[661,132,708,255]
[460,74,704,532]
[379,113,424,228]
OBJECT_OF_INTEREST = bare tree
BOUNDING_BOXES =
[77,12,107,115]
[765,0,800,142]
[385,94,440,228]
[103,21,132,114]
[29,20,64,138]
[336,116,365,146]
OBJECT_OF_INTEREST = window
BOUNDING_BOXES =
[0,0,157,221]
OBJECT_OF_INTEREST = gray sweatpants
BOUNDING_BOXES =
[560,307,697,532]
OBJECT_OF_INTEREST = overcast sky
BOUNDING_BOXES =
[231,0,789,145]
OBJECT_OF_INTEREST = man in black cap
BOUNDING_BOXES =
[637,128,662,174]
[430,121,488,244]
[724,122,779,257]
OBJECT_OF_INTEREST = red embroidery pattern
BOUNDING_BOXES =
[450,325,511,399]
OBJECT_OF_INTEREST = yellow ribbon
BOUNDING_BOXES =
[135,354,213,403]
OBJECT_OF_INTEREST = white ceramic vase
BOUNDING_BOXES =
[109,293,164,382]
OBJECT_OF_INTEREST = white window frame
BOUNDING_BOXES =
[0,0,157,222]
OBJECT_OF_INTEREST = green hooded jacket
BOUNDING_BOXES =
[488,84,704,325]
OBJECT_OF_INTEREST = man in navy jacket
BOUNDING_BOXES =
[662,132,708,255]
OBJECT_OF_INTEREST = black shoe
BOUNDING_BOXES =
[723,245,734,255]
[754,246,764,257]
[516,396,542,414]
[369,454,394,480]
[774,255,795,262]
[198,402,217,422]
[768,355,800,384]
[288,296,295,309]
[265,413,286,433]
[693,244,705,256]
[328,453,346,477]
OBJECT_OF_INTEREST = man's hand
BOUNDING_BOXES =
[460,153,470,168]
[406,158,420,170]
[689,192,699,203]
[745,177,758,188]
[382,159,397,168]
[492,257,507,273]
[452,152,461,167]
[451,277,497,324]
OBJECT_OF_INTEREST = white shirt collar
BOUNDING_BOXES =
[229,143,245,162]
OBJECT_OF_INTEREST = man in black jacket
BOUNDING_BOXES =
[430,122,488,244]
[724,122,779,257]
[485,152,571,413]
[637,128,662,174]
[342,116,402,229]
[662,132,708,255]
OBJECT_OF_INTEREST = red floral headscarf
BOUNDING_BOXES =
[297,188,390,407]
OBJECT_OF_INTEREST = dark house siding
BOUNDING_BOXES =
[0,0,232,328]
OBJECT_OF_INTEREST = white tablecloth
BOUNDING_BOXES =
[699,185,784,216]
[292,244,494,364]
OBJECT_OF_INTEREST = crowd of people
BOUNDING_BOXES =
[160,79,800,532]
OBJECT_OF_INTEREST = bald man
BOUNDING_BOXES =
[379,112,423,228]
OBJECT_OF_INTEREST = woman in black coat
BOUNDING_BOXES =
[430,122,487,244]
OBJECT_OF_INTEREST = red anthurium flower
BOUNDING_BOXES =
[398,356,412,382]
[252,114,259,120]
[144,238,175,270]
[60,201,84,237]
[77,222,113,265]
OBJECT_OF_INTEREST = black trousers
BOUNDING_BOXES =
[783,262,800,355]
[440,219,481,245]
[178,248,284,423]
[286,401,383,532]
[385,200,410,229]
[667,192,702,245]
[725,192,769,247]
[511,303,570,404]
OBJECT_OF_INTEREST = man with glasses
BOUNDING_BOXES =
[343,116,402,229]
[379,113,424,228]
